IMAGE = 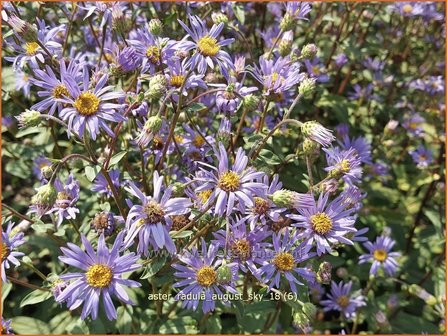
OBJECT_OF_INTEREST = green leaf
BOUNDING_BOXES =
[206,315,222,334]
[85,165,101,182]
[158,316,198,334]
[11,317,50,335]
[31,221,54,234]
[141,256,167,279]
[232,4,245,24]
[109,151,127,167]
[170,230,193,239]
[2,282,12,304]
[49,311,73,334]
[20,290,52,308]
[117,306,134,334]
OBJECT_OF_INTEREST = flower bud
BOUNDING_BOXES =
[278,31,294,57]
[298,78,317,98]
[112,7,130,35]
[302,302,317,319]
[8,15,38,42]
[148,18,163,35]
[269,189,314,209]
[16,109,41,128]
[172,182,186,197]
[211,12,228,25]
[171,214,191,231]
[146,115,163,134]
[408,284,437,305]
[301,121,335,147]
[31,184,57,218]
[319,178,339,193]
[91,211,116,236]
[280,13,294,31]
[292,311,312,333]
[316,261,332,284]
[217,260,233,285]
[145,75,167,100]
[301,43,318,59]
[41,166,54,181]
[302,138,320,158]
[243,94,260,112]
[216,118,231,147]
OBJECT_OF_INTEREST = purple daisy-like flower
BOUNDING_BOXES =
[283,2,312,20]
[1,221,25,283]
[178,15,235,76]
[108,45,142,73]
[324,147,363,185]
[409,145,433,169]
[348,83,374,101]
[244,174,286,230]
[213,217,271,274]
[390,2,425,17]
[123,171,192,255]
[339,185,366,212]
[92,169,121,198]
[49,174,80,228]
[165,59,207,98]
[56,232,141,320]
[32,155,52,181]
[1,318,13,335]
[58,66,126,140]
[334,53,348,68]
[214,78,258,114]
[304,58,329,83]
[195,143,267,216]
[288,193,357,256]
[258,229,316,293]
[339,135,372,165]
[320,281,366,319]
[250,56,305,101]
[359,236,400,276]
[402,113,425,137]
[172,239,238,313]
[29,60,81,115]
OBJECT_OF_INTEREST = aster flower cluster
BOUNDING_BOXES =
[1,2,444,335]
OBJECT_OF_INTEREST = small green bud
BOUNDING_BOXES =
[41,166,54,180]
[211,12,229,25]
[280,13,294,31]
[298,78,317,98]
[217,260,233,285]
[145,75,167,100]
[316,261,332,285]
[243,94,260,112]
[269,189,293,208]
[111,7,130,35]
[144,115,163,134]
[302,302,317,319]
[16,109,41,128]
[31,184,57,217]
[279,40,292,57]
[292,311,310,331]
[148,18,163,35]
[302,138,320,158]
[172,182,186,197]
[300,43,318,59]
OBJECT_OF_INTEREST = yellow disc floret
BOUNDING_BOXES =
[231,239,251,261]
[273,252,295,272]
[1,243,10,262]
[146,45,160,64]
[74,92,100,116]
[86,264,113,288]
[197,35,220,56]
[218,170,240,192]
[373,249,388,262]
[196,266,217,287]
[336,295,350,308]
[52,84,69,98]
[25,42,39,56]
[170,75,185,88]
[402,4,413,14]
[310,212,333,235]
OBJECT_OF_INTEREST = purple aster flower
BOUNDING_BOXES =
[283,2,312,21]
[304,58,329,83]
[320,281,366,319]
[59,67,126,140]
[91,211,120,237]
[369,161,390,178]
[288,193,357,256]
[32,155,52,181]
[339,185,366,211]
[178,15,235,76]
[165,59,207,100]
[215,78,258,114]
[309,280,325,302]
[49,174,80,228]
[244,174,286,229]
[410,145,433,169]
[172,239,238,313]
[324,147,363,185]
[108,45,142,73]
[359,236,400,276]
[56,232,141,320]
[334,53,348,68]
[258,229,316,293]
[302,121,336,147]
[410,76,444,95]
[402,113,425,137]
[213,217,271,274]
[390,3,426,17]
[92,169,121,198]
[2,221,25,283]
[195,143,267,216]
[335,123,350,138]
[250,56,305,101]
[348,83,374,101]
[29,60,81,115]
[123,171,192,255]
[1,318,13,335]
[15,70,31,98]
[339,135,372,164]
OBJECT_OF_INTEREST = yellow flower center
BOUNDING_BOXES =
[174,135,184,144]
[310,212,333,235]
[192,135,205,148]
[25,42,39,56]
[1,243,10,262]
[336,295,350,308]
[146,45,160,64]
[402,4,413,14]
[74,92,100,116]
[92,213,110,230]
[231,239,251,261]
[373,249,388,262]
[270,72,284,84]
[85,264,113,288]
[197,35,220,57]
[253,197,270,215]
[52,84,69,99]
[196,266,217,287]
[218,170,240,192]
[143,200,165,225]
[339,159,351,172]
[273,252,295,272]
[409,122,418,130]
[197,190,212,204]
[170,75,185,88]
[152,136,164,150]
[312,66,320,75]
